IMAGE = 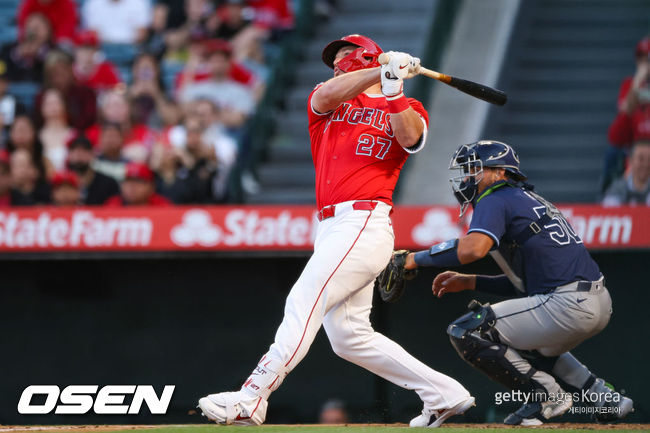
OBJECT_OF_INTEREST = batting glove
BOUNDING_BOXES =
[384,51,421,78]
[381,63,404,97]
[381,51,420,97]
[406,56,421,79]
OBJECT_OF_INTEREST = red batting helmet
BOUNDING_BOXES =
[321,34,383,73]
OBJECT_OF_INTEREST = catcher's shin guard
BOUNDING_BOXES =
[447,301,538,392]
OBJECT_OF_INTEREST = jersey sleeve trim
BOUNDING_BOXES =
[402,115,427,154]
[467,228,500,247]
[310,101,333,116]
[309,82,333,116]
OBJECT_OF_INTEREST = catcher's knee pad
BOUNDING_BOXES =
[447,300,498,362]
[447,300,534,391]
[447,299,497,341]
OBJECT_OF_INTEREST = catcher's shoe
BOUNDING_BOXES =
[504,402,544,426]
[589,379,634,422]
[409,396,475,428]
[197,391,267,426]
[504,395,572,426]
[594,395,634,423]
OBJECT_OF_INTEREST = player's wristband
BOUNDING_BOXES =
[386,93,410,113]
[413,239,461,267]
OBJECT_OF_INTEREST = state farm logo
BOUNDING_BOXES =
[0,211,152,248]
[561,209,632,245]
[171,209,221,246]
[170,209,317,247]
[411,209,464,246]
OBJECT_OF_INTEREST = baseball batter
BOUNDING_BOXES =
[197,34,474,427]
[398,140,634,425]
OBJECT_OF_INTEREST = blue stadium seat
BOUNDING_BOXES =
[101,43,138,67]
[8,81,40,111]
[0,6,16,24]
[117,66,131,85]
[161,60,184,95]
[0,26,17,44]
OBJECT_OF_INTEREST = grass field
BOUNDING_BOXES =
[3,425,650,433]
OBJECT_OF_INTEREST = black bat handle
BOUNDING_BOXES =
[448,76,508,106]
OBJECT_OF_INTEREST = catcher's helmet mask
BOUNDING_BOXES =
[449,140,527,217]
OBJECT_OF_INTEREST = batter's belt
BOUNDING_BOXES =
[317,200,379,221]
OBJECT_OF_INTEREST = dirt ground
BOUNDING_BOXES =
[0,427,159,433]
[0,424,649,432]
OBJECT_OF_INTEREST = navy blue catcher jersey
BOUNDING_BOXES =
[468,181,601,295]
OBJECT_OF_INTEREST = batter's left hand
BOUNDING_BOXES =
[432,271,475,298]
[381,64,404,97]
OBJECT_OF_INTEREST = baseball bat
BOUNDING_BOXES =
[378,53,507,106]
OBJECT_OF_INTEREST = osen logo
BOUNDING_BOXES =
[18,385,175,415]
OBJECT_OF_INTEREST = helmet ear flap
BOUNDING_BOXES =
[335,47,379,73]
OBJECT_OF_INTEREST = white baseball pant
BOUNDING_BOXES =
[241,200,470,410]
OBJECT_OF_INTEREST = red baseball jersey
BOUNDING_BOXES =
[74,62,122,92]
[308,86,429,210]
[608,76,650,147]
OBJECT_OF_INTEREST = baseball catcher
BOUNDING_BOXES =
[395,140,634,425]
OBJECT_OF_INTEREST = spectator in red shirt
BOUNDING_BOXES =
[86,88,157,162]
[603,36,650,192]
[35,50,97,131]
[609,37,650,146]
[174,38,257,88]
[178,40,255,131]
[50,170,80,206]
[247,0,294,33]
[105,162,171,206]
[0,12,54,83]
[72,30,123,93]
[17,0,78,44]
[174,38,263,101]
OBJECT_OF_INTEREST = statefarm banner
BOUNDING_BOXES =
[0,204,647,253]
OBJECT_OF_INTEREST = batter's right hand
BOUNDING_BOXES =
[432,271,475,298]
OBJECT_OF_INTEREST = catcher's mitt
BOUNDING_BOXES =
[374,250,418,303]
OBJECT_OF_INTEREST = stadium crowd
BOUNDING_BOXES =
[1,0,646,208]
[0,0,294,206]
[603,35,650,206]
